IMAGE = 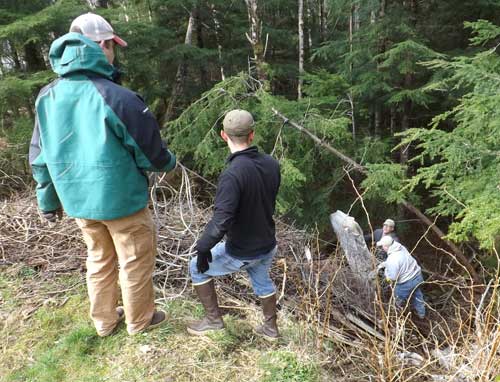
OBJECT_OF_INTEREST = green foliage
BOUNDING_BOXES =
[0,0,498,251]
[0,71,54,121]
[276,158,307,216]
[167,73,354,223]
[259,350,319,382]
[302,69,349,109]
[166,75,250,177]
[400,20,500,249]
[465,19,500,46]
[361,163,409,204]
[2,116,32,146]
[0,0,85,44]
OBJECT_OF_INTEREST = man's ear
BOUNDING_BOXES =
[220,130,229,142]
[248,131,255,143]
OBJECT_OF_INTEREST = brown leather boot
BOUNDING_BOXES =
[412,312,430,338]
[187,279,224,336]
[254,294,279,341]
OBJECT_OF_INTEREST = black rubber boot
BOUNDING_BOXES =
[187,280,224,336]
[254,294,280,341]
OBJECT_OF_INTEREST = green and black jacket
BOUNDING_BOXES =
[29,33,175,220]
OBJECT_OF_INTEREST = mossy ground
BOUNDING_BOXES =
[0,265,332,382]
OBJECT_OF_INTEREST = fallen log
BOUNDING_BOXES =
[271,107,481,285]
[329,210,375,304]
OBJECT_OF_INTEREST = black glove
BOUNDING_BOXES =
[196,248,212,274]
[42,208,63,223]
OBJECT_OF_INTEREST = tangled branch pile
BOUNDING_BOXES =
[1,167,498,381]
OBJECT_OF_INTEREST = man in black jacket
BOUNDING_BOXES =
[364,218,400,260]
[187,109,281,341]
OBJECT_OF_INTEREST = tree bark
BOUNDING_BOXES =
[23,41,46,72]
[374,104,381,136]
[164,11,196,124]
[10,41,22,71]
[271,107,481,284]
[380,0,386,17]
[329,210,376,301]
[245,0,267,83]
[195,8,208,86]
[400,0,417,165]
[306,0,313,50]
[320,0,328,41]
[390,105,396,136]
[298,0,305,99]
[353,2,360,31]
[210,3,225,81]
[87,0,108,8]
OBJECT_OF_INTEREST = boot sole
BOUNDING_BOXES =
[187,326,224,336]
[129,310,168,335]
[97,306,126,337]
[254,330,279,342]
[145,310,167,331]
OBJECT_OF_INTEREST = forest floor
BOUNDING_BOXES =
[0,264,333,382]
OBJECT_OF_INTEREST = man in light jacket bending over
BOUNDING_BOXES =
[376,235,426,319]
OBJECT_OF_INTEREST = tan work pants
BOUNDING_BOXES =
[75,207,156,335]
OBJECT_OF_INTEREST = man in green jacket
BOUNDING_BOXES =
[29,13,176,336]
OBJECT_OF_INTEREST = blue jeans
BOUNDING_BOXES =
[190,242,277,297]
[394,273,426,318]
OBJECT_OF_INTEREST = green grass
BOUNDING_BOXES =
[0,267,328,382]
[259,350,319,382]
[7,326,114,382]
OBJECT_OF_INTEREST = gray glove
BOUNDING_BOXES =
[368,270,378,280]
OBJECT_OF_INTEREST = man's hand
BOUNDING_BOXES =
[42,208,63,223]
[196,248,212,273]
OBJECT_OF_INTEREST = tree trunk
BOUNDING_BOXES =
[306,0,313,50]
[400,95,411,165]
[320,0,328,41]
[348,93,356,141]
[330,210,376,304]
[390,105,396,136]
[401,0,417,164]
[245,0,267,83]
[146,0,153,22]
[163,11,196,124]
[195,8,208,86]
[298,0,304,99]
[374,104,381,137]
[121,1,130,22]
[10,41,22,71]
[23,41,46,72]
[353,2,360,31]
[210,3,225,81]
[380,0,386,17]
[349,3,353,75]
[87,0,108,8]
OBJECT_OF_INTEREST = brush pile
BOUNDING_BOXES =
[1,165,498,381]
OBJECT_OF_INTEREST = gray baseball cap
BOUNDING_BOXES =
[222,109,254,136]
[383,218,395,228]
[70,13,127,47]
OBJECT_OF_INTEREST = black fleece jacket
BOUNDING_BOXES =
[196,146,281,259]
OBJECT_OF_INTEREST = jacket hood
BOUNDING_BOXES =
[387,241,404,254]
[49,33,115,80]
